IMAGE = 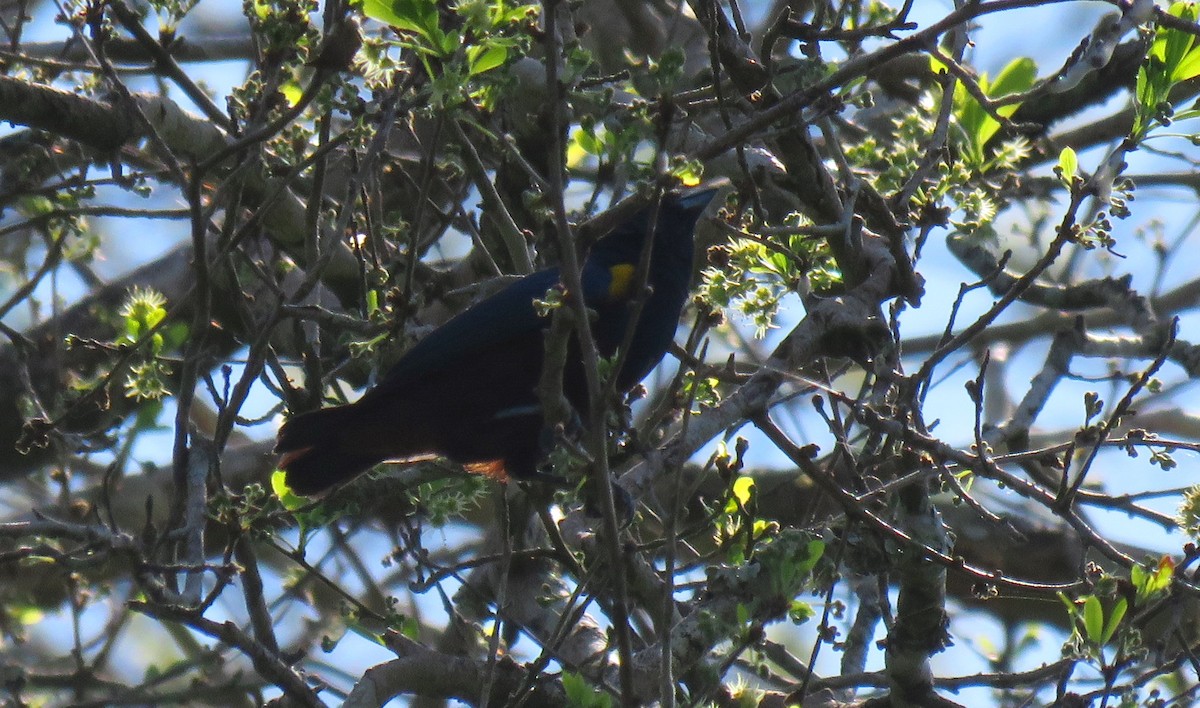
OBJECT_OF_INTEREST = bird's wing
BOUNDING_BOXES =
[367,255,629,396]
[369,268,563,392]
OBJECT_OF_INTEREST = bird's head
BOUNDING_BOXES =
[588,188,718,288]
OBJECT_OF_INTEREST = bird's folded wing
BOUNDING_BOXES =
[367,268,563,392]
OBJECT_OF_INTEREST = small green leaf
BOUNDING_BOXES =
[363,0,439,40]
[796,539,826,575]
[19,195,56,216]
[1172,47,1200,83]
[1153,556,1175,587]
[271,469,307,512]
[280,81,304,107]
[1058,591,1077,618]
[577,127,603,155]
[789,599,816,623]
[399,615,420,639]
[467,43,507,75]
[1058,146,1078,188]
[8,603,44,625]
[1083,595,1103,643]
[438,28,459,55]
[731,476,755,508]
[669,158,703,187]
[989,57,1037,112]
[361,0,405,28]
[953,57,1037,164]
[164,322,190,349]
[562,671,612,708]
[1135,555,1175,602]
[1163,3,1197,68]
[1101,597,1127,644]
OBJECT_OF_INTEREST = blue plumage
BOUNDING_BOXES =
[276,189,716,495]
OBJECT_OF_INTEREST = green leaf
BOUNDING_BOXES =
[955,86,988,164]
[669,158,703,187]
[396,615,420,639]
[145,306,166,330]
[789,599,816,623]
[1172,46,1200,83]
[731,475,755,508]
[989,57,1037,111]
[438,28,459,56]
[579,129,602,155]
[271,470,308,512]
[1101,597,1127,645]
[361,0,406,28]
[1133,62,1162,138]
[8,603,44,626]
[1058,591,1077,619]
[496,2,537,24]
[1134,555,1175,602]
[797,539,825,575]
[1153,556,1175,587]
[164,322,189,349]
[1083,595,1103,644]
[363,0,439,41]
[467,43,507,75]
[562,671,611,708]
[19,195,55,216]
[1163,3,1197,68]
[1057,146,1078,188]
[1138,3,1200,140]
[280,81,304,107]
[1135,62,1153,107]
[975,57,1037,149]
[954,57,1036,164]
[133,399,165,430]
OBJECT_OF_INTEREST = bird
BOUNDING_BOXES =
[275,188,718,496]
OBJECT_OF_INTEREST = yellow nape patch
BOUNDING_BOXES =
[608,263,636,299]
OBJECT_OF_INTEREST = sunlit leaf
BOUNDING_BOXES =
[363,0,439,41]
[1101,597,1127,645]
[1172,46,1200,83]
[467,43,507,75]
[271,469,307,512]
[1083,595,1103,643]
[1057,146,1078,188]
[732,476,755,507]
[280,81,304,107]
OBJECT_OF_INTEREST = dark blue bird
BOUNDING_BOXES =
[276,189,717,495]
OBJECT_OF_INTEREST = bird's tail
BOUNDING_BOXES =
[275,405,383,496]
